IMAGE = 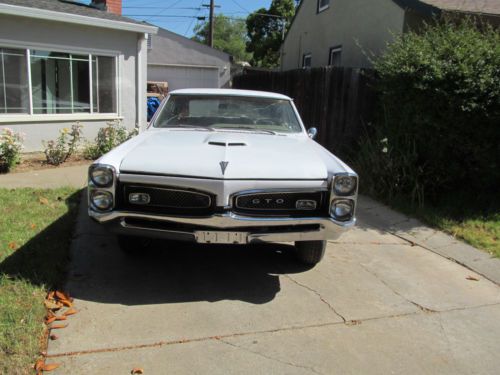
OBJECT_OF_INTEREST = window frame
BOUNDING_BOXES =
[328,45,342,67]
[0,39,121,122]
[317,0,330,13]
[302,53,312,69]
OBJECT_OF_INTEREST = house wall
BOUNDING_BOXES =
[147,29,231,90]
[0,14,145,152]
[281,0,406,69]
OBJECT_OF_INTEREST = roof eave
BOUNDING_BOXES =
[0,3,158,34]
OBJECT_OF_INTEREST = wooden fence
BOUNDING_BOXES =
[233,67,377,158]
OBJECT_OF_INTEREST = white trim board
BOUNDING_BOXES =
[0,3,158,34]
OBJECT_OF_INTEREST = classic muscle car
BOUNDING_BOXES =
[88,89,358,265]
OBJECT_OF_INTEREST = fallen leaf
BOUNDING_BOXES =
[34,359,44,370]
[42,363,61,371]
[50,323,68,329]
[47,291,55,300]
[8,241,17,250]
[131,368,144,374]
[55,315,67,321]
[49,334,59,340]
[60,299,72,307]
[466,276,479,281]
[63,308,78,316]
[44,300,62,310]
[39,351,47,357]
[30,223,37,230]
[345,320,362,326]
[39,197,49,205]
[45,316,56,324]
[54,291,71,301]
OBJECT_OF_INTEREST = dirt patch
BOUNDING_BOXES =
[9,153,92,174]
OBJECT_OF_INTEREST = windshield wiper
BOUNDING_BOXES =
[213,126,276,135]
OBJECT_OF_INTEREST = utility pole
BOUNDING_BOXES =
[208,0,215,48]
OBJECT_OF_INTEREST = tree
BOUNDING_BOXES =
[246,0,296,68]
[192,15,252,63]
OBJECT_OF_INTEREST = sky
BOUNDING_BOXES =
[120,0,273,37]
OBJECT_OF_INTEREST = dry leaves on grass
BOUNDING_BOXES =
[39,197,49,205]
[7,241,17,250]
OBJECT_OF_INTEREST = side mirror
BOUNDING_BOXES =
[307,127,318,140]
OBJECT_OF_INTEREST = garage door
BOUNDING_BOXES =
[148,65,220,91]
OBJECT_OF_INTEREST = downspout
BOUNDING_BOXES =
[136,33,147,132]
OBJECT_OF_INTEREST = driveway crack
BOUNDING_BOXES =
[284,275,347,323]
[217,338,325,375]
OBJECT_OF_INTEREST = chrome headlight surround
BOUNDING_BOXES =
[88,164,116,212]
[89,164,115,188]
[330,172,358,223]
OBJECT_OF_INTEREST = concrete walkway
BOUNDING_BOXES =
[0,164,89,189]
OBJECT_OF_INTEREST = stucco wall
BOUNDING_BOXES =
[0,14,144,152]
[281,0,406,69]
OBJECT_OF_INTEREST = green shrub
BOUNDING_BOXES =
[43,123,83,166]
[0,128,24,173]
[83,121,136,160]
[357,18,500,207]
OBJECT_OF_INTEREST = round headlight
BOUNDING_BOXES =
[91,190,113,211]
[334,175,357,196]
[331,199,353,221]
[90,166,114,187]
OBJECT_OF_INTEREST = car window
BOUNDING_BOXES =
[153,95,303,133]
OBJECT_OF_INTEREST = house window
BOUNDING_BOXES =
[0,46,117,116]
[317,0,330,13]
[0,48,29,114]
[328,46,342,67]
[302,53,312,68]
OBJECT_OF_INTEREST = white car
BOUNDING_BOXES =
[88,89,357,265]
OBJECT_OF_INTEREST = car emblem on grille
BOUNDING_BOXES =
[296,200,317,210]
[219,161,229,175]
[129,193,151,205]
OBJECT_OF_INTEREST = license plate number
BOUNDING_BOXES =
[194,231,248,244]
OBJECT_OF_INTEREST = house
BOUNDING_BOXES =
[147,27,231,91]
[0,0,157,151]
[281,0,500,70]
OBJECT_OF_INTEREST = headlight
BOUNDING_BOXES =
[330,199,354,221]
[89,165,114,187]
[90,190,113,211]
[333,175,357,196]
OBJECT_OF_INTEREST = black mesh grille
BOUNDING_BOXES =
[234,191,327,216]
[118,184,214,216]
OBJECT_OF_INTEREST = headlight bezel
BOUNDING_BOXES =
[89,164,115,188]
[333,174,357,196]
[90,190,114,212]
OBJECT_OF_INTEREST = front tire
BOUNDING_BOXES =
[295,240,326,265]
[117,235,152,256]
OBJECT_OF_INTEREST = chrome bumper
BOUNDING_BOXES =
[89,209,355,244]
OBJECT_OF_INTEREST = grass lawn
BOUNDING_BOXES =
[0,188,80,374]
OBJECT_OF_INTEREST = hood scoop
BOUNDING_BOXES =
[208,141,247,147]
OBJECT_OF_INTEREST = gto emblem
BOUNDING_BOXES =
[129,193,150,205]
[219,161,229,175]
[296,200,317,210]
[252,198,285,205]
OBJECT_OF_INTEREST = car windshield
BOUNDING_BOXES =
[153,95,303,133]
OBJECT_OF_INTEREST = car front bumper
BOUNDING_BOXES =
[89,209,355,244]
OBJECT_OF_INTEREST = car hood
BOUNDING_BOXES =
[118,129,331,180]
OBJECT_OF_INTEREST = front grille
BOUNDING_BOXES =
[234,191,328,216]
[117,184,215,216]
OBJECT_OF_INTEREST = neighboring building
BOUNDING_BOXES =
[0,0,157,151]
[147,27,231,91]
[282,0,500,70]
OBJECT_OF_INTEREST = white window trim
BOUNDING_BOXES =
[302,53,312,68]
[317,0,330,13]
[0,40,121,119]
[329,45,342,66]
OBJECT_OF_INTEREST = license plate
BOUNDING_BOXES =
[194,231,248,244]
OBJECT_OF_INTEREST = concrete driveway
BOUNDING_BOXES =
[47,196,500,374]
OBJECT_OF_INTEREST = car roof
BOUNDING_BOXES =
[169,88,292,101]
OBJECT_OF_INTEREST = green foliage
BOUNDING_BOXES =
[246,0,296,67]
[356,18,500,208]
[192,15,252,63]
[43,123,83,166]
[83,121,136,160]
[0,128,24,173]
